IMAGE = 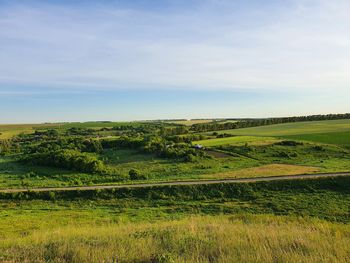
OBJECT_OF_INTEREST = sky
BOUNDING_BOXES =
[0,0,349,123]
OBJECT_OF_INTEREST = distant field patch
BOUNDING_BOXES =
[0,123,58,139]
[212,119,350,136]
[203,164,320,179]
[194,136,278,147]
[0,121,146,139]
[166,119,216,126]
[284,131,350,147]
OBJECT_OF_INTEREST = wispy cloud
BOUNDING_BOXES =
[0,0,349,92]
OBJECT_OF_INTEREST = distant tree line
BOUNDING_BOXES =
[190,113,350,132]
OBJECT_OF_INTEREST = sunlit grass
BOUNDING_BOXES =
[193,136,279,147]
[201,164,320,179]
[1,214,349,263]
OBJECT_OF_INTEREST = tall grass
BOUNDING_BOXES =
[2,214,349,263]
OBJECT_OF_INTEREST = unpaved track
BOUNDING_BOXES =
[1,172,349,193]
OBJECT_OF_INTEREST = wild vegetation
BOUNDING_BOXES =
[1,176,349,262]
[1,114,350,262]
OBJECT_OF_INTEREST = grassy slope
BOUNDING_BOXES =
[212,119,350,136]
[193,136,278,147]
[284,131,350,147]
[1,176,349,262]
[201,164,320,179]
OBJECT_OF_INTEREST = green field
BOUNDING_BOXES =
[0,121,152,139]
[193,135,278,147]
[165,119,216,125]
[212,119,350,136]
[284,131,350,147]
[1,177,349,262]
[0,123,59,139]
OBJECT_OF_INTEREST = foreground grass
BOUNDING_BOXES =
[1,214,349,263]
[0,176,349,262]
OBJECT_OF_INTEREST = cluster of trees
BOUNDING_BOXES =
[158,126,189,136]
[25,138,103,154]
[21,149,106,174]
[33,129,59,138]
[142,136,207,161]
[65,127,95,136]
[190,113,350,132]
[102,135,207,161]
[101,136,144,149]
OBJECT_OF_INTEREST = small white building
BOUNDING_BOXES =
[193,144,203,149]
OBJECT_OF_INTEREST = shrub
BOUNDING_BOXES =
[275,140,303,146]
[129,169,147,180]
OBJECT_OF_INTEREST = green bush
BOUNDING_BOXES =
[129,169,147,180]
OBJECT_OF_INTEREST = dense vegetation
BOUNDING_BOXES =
[1,117,350,189]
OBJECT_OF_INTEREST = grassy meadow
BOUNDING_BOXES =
[193,135,279,146]
[1,176,349,262]
[2,215,349,263]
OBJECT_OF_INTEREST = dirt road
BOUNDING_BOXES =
[1,172,349,193]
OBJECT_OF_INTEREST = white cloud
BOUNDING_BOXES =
[0,0,349,92]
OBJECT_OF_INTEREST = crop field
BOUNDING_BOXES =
[166,119,216,125]
[0,123,59,139]
[284,131,350,147]
[211,119,350,136]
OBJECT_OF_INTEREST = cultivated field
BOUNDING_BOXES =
[212,119,350,136]
[165,119,216,125]
[285,131,350,147]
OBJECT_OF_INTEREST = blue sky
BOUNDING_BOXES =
[0,0,349,123]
